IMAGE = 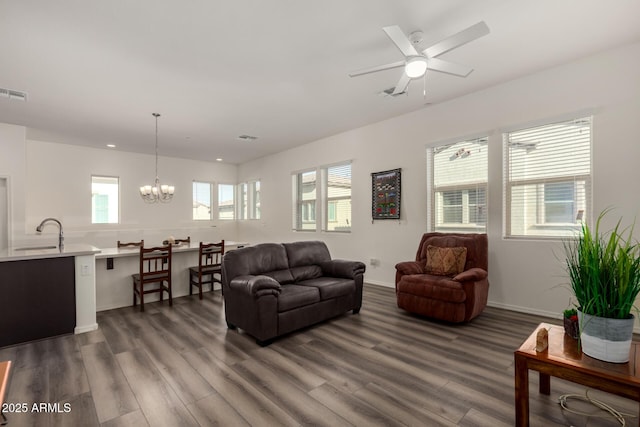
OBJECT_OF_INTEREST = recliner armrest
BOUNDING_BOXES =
[452,267,488,283]
[319,259,366,279]
[395,261,425,276]
[229,275,281,297]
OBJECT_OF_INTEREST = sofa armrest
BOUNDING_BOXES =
[228,275,281,297]
[319,260,366,279]
[395,261,424,276]
[452,267,488,283]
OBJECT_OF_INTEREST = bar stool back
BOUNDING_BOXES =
[132,245,172,311]
[189,240,224,299]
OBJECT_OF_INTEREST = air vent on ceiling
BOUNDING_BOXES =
[0,87,28,101]
[237,134,258,141]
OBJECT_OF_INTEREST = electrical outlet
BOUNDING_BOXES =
[370,258,380,266]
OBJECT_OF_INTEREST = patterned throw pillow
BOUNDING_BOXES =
[425,245,467,276]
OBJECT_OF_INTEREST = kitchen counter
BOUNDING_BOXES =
[96,240,247,259]
[0,243,100,347]
[0,243,101,262]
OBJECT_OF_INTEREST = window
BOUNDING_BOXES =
[293,170,317,231]
[325,163,351,232]
[293,162,351,232]
[192,181,213,220]
[238,183,248,220]
[504,116,591,238]
[427,137,488,232]
[218,183,235,220]
[238,180,261,220]
[91,176,119,224]
[252,181,261,220]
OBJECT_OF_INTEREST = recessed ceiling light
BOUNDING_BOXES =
[106,144,116,148]
[216,158,223,162]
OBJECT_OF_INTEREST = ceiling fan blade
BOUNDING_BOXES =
[423,21,490,58]
[392,73,411,95]
[383,25,419,57]
[348,60,405,78]
[426,57,474,77]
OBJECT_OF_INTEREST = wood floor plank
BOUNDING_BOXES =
[115,349,199,427]
[2,283,638,426]
[135,328,214,405]
[80,341,139,423]
[99,410,149,427]
[232,355,351,426]
[181,347,299,426]
[186,393,250,427]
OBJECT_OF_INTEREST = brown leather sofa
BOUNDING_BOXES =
[222,241,365,345]
[395,232,489,323]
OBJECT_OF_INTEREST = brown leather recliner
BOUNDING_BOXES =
[395,232,489,323]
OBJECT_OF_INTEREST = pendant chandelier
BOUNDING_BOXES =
[139,113,175,203]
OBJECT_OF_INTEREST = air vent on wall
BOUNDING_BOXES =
[237,134,258,141]
[0,87,28,101]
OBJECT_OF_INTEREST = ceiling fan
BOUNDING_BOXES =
[349,21,490,96]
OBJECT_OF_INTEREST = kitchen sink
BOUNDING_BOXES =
[14,245,58,251]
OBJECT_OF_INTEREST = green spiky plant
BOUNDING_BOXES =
[564,209,640,319]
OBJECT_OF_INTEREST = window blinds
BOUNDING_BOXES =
[427,137,488,232]
[504,116,591,238]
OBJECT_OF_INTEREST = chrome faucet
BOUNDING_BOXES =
[36,217,64,249]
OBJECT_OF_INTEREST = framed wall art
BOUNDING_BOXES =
[371,168,401,220]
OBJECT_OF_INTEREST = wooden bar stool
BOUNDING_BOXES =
[117,240,144,248]
[189,240,224,299]
[132,245,172,312]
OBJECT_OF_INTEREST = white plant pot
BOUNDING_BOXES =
[578,310,635,363]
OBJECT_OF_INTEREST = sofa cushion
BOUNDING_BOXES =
[284,241,332,267]
[425,245,467,276]
[289,265,323,282]
[297,277,355,300]
[396,274,466,303]
[222,243,290,280]
[263,269,295,285]
[277,284,321,312]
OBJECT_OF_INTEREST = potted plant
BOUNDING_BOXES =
[564,209,640,363]
[563,308,579,339]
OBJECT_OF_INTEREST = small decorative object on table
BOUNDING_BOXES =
[563,308,579,339]
[535,328,548,352]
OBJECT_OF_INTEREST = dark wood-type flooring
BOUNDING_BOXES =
[0,284,637,426]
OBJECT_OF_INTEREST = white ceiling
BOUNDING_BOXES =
[1,1,639,164]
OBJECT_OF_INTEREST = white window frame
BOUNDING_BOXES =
[238,180,261,220]
[218,183,235,220]
[427,137,488,233]
[293,169,318,231]
[91,175,119,224]
[292,161,351,233]
[503,115,592,239]
[192,181,214,221]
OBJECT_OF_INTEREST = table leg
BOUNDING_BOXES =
[539,372,550,395]
[514,354,529,427]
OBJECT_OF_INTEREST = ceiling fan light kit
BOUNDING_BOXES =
[350,21,490,96]
[405,57,428,78]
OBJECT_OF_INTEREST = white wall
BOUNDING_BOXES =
[236,41,640,320]
[0,123,27,247]
[17,139,238,248]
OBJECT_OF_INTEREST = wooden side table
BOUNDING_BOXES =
[0,360,12,425]
[514,323,640,426]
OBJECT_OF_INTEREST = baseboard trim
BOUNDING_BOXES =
[75,323,98,334]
